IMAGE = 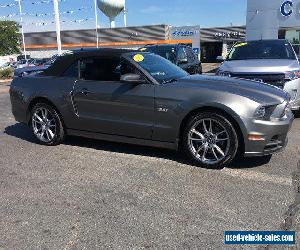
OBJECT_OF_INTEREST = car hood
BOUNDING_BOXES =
[219,59,299,73]
[175,75,289,105]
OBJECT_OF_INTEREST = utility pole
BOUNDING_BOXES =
[94,0,99,48]
[53,0,62,55]
[17,0,27,59]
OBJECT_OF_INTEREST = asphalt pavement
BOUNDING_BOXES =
[0,83,300,249]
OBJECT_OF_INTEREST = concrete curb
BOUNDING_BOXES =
[0,80,12,86]
[0,79,12,82]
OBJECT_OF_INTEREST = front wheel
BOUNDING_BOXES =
[30,103,65,146]
[182,112,239,169]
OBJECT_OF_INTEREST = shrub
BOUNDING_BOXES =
[0,68,14,79]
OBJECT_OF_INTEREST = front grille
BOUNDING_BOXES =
[230,73,288,89]
[264,137,284,152]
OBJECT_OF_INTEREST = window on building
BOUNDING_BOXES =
[285,30,300,57]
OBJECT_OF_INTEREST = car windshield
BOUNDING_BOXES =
[227,40,296,60]
[129,53,189,84]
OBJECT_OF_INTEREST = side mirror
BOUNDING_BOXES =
[216,56,225,62]
[120,73,146,84]
[177,57,188,64]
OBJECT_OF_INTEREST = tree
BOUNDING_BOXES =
[0,20,21,56]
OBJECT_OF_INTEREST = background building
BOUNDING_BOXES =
[23,24,245,62]
[246,0,300,57]
[200,26,245,62]
[24,24,170,58]
[18,0,300,63]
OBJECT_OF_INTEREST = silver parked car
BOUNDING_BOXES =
[217,39,300,111]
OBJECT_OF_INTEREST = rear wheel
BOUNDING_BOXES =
[182,112,239,169]
[30,103,65,145]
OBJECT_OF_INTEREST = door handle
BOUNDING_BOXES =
[80,88,93,95]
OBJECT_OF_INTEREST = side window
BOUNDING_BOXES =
[62,61,79,78]
[80,57,120,81]
[120,60,139,75]
[177,47,187,61]
[120,60,148,82]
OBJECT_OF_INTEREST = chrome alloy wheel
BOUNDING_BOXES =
[32,107,56,143]
[188,118,230,165]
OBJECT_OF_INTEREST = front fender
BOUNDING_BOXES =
[176,101,250,144]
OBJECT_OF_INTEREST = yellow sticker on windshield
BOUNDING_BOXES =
[133,54,144,62]
[139,48,147,51]
[234,42,247,48]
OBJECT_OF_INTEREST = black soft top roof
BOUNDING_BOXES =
[43,48,135,76]
[143,44,190,49]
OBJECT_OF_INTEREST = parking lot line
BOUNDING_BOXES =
[222,168,292,186]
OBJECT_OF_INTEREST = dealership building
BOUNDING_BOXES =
[23,24,245,62]
[247,0,300,56]
[22,0,300,62]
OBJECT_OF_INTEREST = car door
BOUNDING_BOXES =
[71,56,155,139]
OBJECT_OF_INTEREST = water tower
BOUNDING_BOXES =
[97,0,125,28]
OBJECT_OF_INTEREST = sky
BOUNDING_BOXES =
[0,0,247,32]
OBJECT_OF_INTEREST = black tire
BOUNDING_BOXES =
[182,112,239,169]
[30,103,65,146]
[293,110,300,118]
[198,65,202,74]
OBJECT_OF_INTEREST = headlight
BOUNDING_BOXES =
[285,70,300,80]
[254,105,276,120]
[279,103,292,120]
[217,70,231,77]
[254,106,266,119]
[255,103,292,121]
[289,89,298,100]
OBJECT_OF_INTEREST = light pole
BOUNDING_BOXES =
[94,0,99,48]
[123,3,127,27]
[53,0,62,55]
[17,0,27,59]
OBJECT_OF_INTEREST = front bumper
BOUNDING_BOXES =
[284,78,300,111]
[243,113,294,157]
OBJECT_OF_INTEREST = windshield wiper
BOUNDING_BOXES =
[163,78,178,84]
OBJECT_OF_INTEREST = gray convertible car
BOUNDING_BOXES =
[10,49,294,168]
